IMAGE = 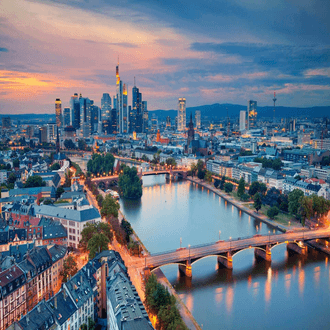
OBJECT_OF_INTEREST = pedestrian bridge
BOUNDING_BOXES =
[143,229,330,277]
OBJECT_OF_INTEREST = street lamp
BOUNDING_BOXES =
[219,230,221,241]
[229,237,232,251]
[180,237,182,249]
[188,244,191,259]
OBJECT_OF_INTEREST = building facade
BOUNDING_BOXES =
[177,98,186,132]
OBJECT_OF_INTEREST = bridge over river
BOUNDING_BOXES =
[127,228,330,278]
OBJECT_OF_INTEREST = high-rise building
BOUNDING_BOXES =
[166,116,171,129]
[151,114,158,132]
[63,107,71,127]
[55,98,62,127]
[2,116,11,129]
[116,63,129,133]
[195,110,201,129]
[240,110,246,131]
[142,101,148,133]
[39,126,48,143]
[111,108,117,134]
[47,123,57,143]
[101,93,112,121]
[70,93,80,129]
[131,82,143,133]
[247,100,257,130]
[187,113,195,150]
[177,98,186,132]
[91,105,100,133]
[80,97,92,137]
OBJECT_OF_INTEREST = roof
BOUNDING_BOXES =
[19,300,56,330]
[34,204,101,222]
[47,289,77,326]
[48,244,67,263]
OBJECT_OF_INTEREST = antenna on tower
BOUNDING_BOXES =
[227,107,230,136]
[134,76,136,87]
[273,91,277,123]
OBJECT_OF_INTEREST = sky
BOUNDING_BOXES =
[0,0,330,114]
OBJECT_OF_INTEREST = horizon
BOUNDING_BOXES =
[1,0,330,113]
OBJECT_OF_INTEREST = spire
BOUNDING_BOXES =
[134,76,136,87]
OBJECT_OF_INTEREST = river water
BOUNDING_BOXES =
[119,175,330,330]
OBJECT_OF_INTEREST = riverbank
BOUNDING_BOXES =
[187,176,297,233]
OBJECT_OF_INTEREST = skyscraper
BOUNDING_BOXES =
[63,107,71,127]
[195,110,201,129]
[116,62,129,133]
[240,110,246,131]
[247,100,257,130]
[177,98,186,132]
[101,93,112,121]
[55,98,62,127]
[80,97,92,137]
[187,113,195,150]
[131,81,143,133]
[70,93,80,129]
[166,116,171,129]
[142,101,148,133]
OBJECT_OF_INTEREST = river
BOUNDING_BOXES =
[119,175,330,330]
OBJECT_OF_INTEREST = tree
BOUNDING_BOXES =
[56,186,65,199]
[79,222,113,253]
[248,181,260,196]
[24,175,46,188]
[254,193,262,213]
[121,219,133,242]
[219,175,226,190]
[267,206,279,219]
[78,138,87,150]
[50,162,61,171]
[101,194,120,218]
[237,178,245,198]
[87,153,115,176]
[190,163,197,177]
[7,172,17,184]
[166,157,177,167]
[13,158,20,168]
[288,189,304,216]
[298,196,313,226]
[43,199,53,205]
[205,171,212,183]
[87,233,110,259]
[224,182,233,193]
[118,166,142,199]
[60,255,78,282]
[64,139,76,150]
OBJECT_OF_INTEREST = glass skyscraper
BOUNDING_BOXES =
[177,98,186,132]
[55,98,62,127]
[247,100,257,130]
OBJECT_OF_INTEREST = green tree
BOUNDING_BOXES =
[7,172,17,184]
[267,206,279,219]
[118,166,142,199]
[43,199,53,205]
[24,175,46,188]
[101,194,120,219]
[298,196,313,226]
[13,158,19,168]
[87,233,110,259]
[190,163,197,177]
[87,153,115,176]
[121,219,133,242]
[78,138,87,150]
[56,186,65,199]
[253,193,262,213]
[248,181,260,196]
[96,194,104,208]
[64,139,76,149]
[288,189,304,216]
[166,157,177,167]
[79,222,113,253]
[237,178,245,198]
[50,162,61,171]
[224,182,233,193]
[205,171,212,183]
[60,255,78,282]
[219,175,226,190]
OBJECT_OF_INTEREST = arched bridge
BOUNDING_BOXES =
[141,229,330,277]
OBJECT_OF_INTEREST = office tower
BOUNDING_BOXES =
[101,93,112,121]
[240,110,246,131]
[187,113,195,149]
[195,110,201,129]
[289,119,296,132]
[26,125,34,138]
[55,98,62,127]
[177,98,186,131]
[91,105,100,133]
[116,62,129,133]
[247,100,257,130]
[39,126,48,143]
[151,114,158,132]
[80,97,92,137]
[131,80,143,133]
[111,108,117,134]
[70,93,80,129]
[142,101,148,133]
[2,116,11,128]
[47,123,57,143]
[63,107,71,127]
[166,116,171,129]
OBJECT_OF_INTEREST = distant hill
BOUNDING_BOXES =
[149,104,330,121]
[0,113,56,123]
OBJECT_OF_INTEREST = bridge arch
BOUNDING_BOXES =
[150,261,187,272]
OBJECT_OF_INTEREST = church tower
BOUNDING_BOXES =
[187,113,195,152]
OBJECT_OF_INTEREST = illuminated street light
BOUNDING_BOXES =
[229,237,232,251]
[219,230,221,241]
[188,244,191,259]
[268,230,270,244]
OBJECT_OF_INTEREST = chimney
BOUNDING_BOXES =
[37,304,41,313]
[80,274,83,284]
[54,296,57,309]
[63,289,67,301]
[87,268,90,278]
[26,315,30,324]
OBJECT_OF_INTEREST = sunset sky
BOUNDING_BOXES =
[1,0,329,114]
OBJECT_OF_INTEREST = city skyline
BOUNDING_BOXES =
[1,0,330,114]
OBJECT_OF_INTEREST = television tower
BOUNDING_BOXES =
[273,92,277,123]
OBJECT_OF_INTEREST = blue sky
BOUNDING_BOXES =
[0,0,329,113]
